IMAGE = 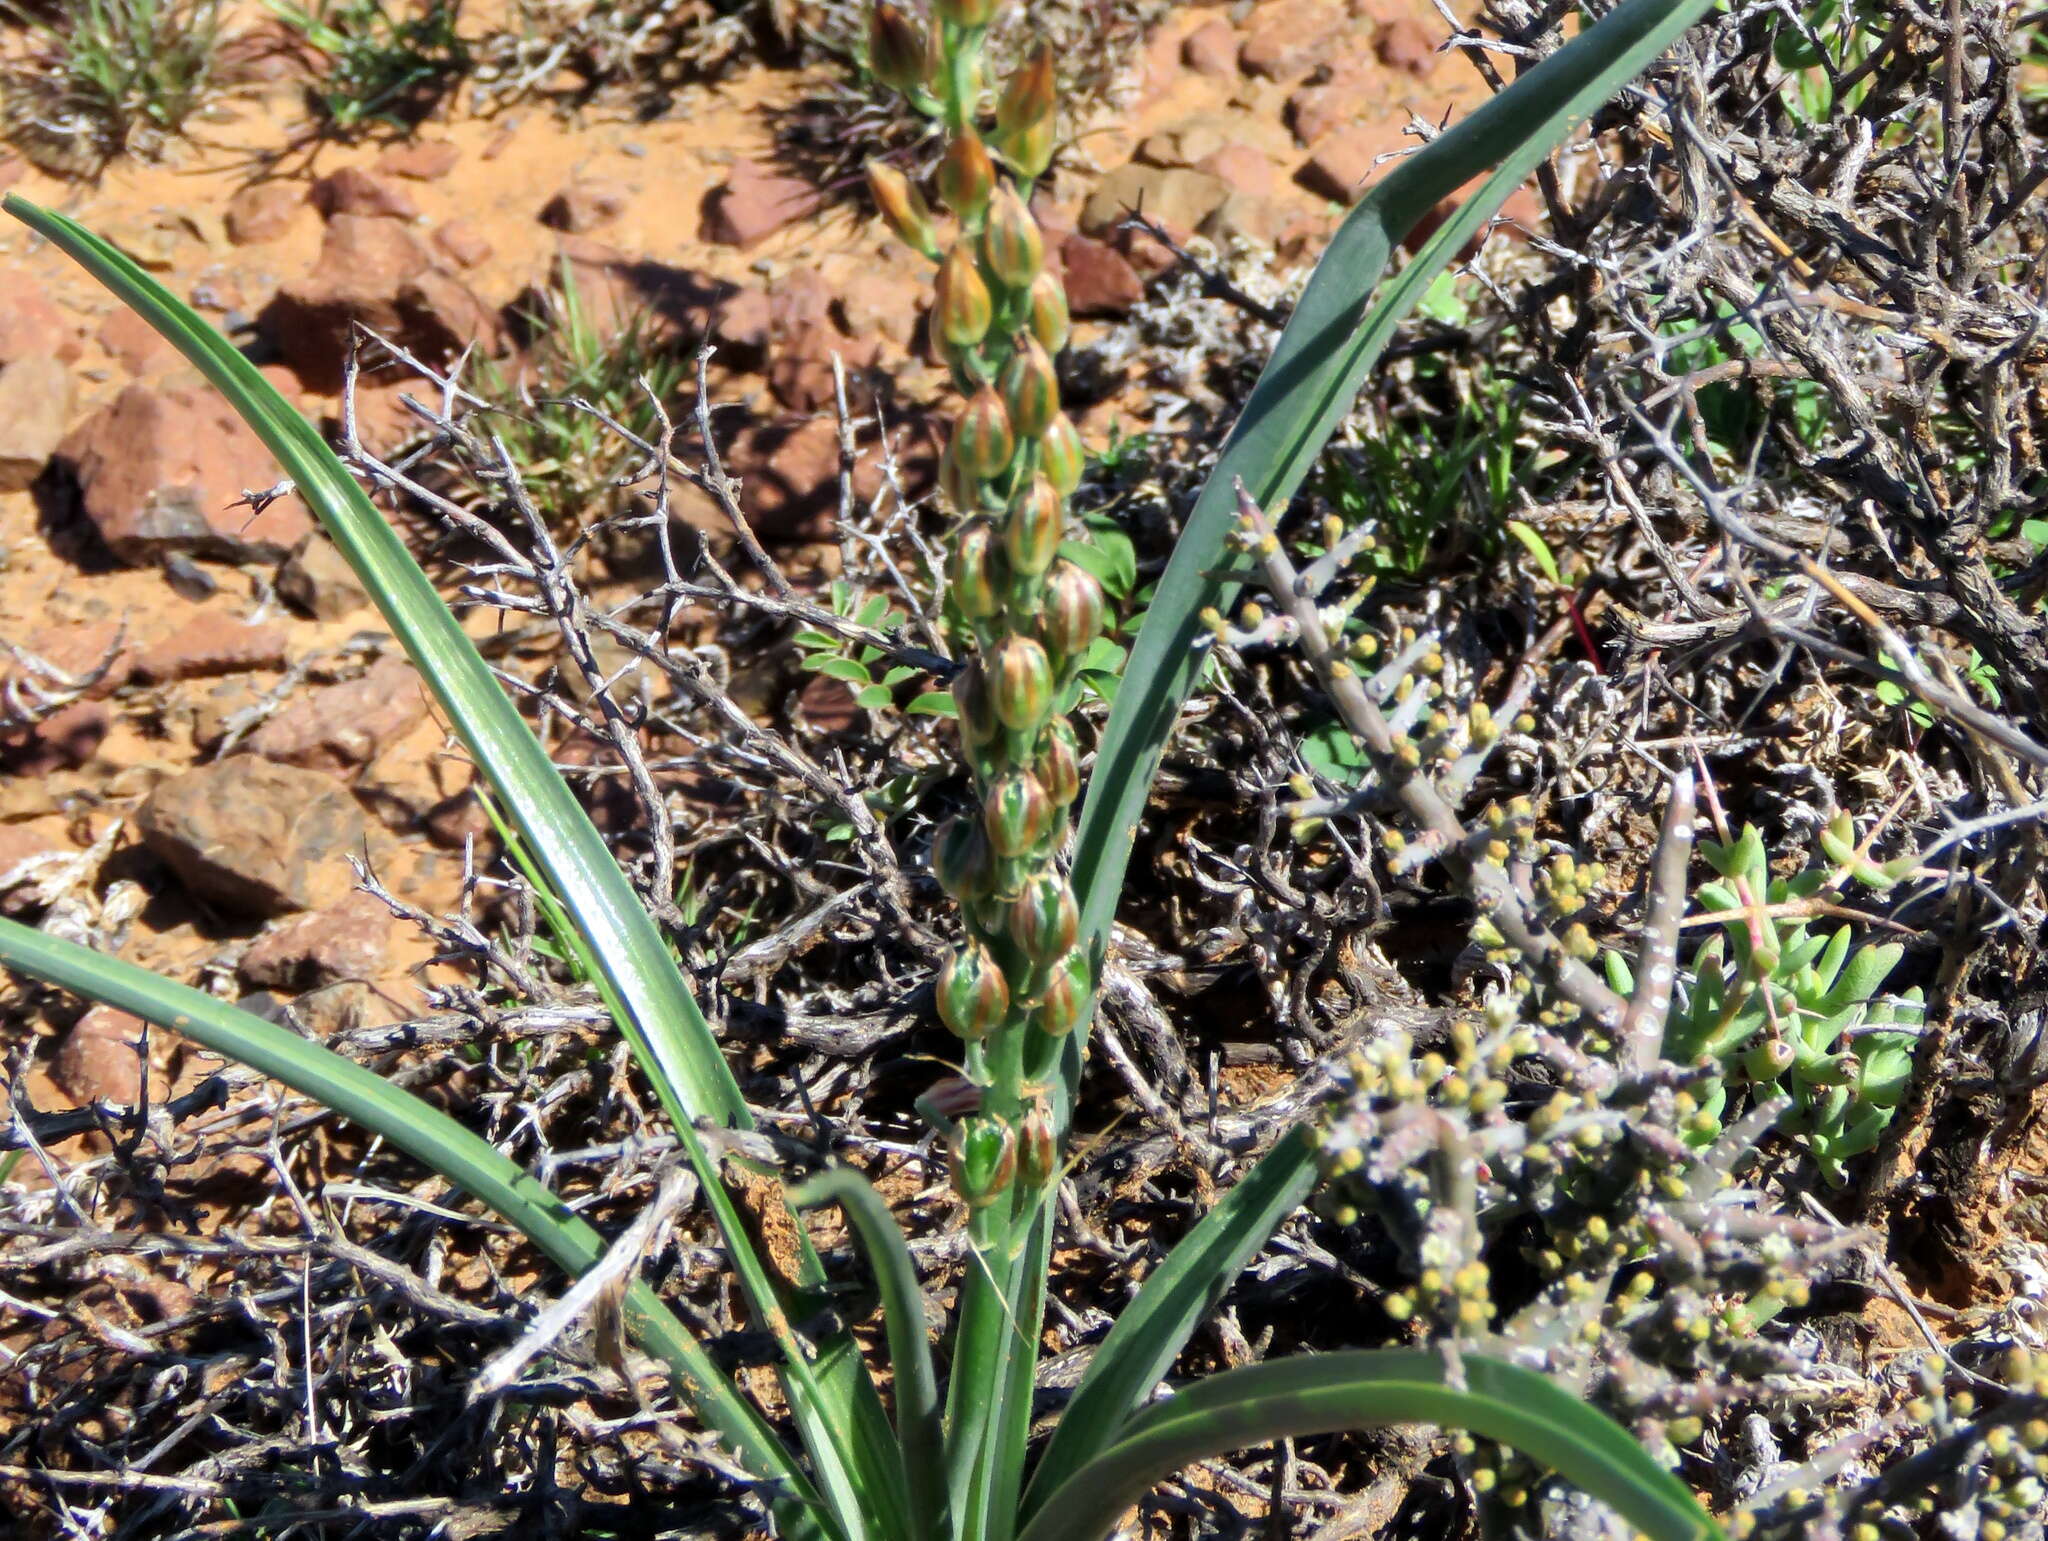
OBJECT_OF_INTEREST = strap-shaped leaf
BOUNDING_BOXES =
[1018,1350,1723,1541]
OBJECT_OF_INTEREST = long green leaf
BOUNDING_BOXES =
[0,916,831,1541]
[1024,1126,1319,1517]
[1017,1350,1723,1541]
[2,195,905,1541]
[1068,0,1717,999]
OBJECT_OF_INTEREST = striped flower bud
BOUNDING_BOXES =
[1040,411,1085,496]
[983,768,1052,857]
[1000,116,1055,181]
[1033,950,1091,1038]
[952,658,1002,747]
[866,161,938,259]
[996,46,1055,140]
[1034,719,1080,806]
[939,437,983,515]
[952,1116,1016,1208]
[935,0,997,27]
[938,130,995,223]
[988,634,1053,731]
[1008,871,1078,965]
[1003,473,1064,577]
[1017,1102,1056,1187]
[951,387,1016,482]
[868,4,929,96]
[982,185,1043,289]
[935,243,992,349]
[1040,560,1104,661]
[1000,334,1059,441]
[922,1074,982,1122]
[948,517,1002,620]
[1028,269,1070,354]
[932,812,996,903]
[936,940,1010,1041]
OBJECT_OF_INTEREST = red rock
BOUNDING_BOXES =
[0,276,82,365]
[132,614,290,683]
[1297,124,1401,204]
[225,182,304,246]
[1375,16,1438,76]
[96,307,172,374]
[701,160,821,249]
[433,219,493,268]
[711,286,771,366]
[0,355,73,492]
[422,788,496,851]
[1287,65,1380,148]
[0,701,108,774]
[766,270,880,411]
[1080,165,1231,241]
[276,532,368,620]
[8,621,131,698]
[1400,182,1548,258]
[1182,19,1241,78]
[247,655,428,774]
[312,166,419,221]
[56,382,311,563]
[1198,145,1278,200]
[240,890,394,990]
[138,757,368,917]
[795,675,860,733]
[1240,0,1343,79]
[1057,233,1144,317]
[52,1006,166,1107]
[540,178,631,233]
[0,824,64,915]
[724,415,842,539]
[376,139,460,180]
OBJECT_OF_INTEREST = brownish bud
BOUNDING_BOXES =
[952,658,1002,747]
[939,437,983,514]
[949,517,1003,619]
[935,243,993,349]
[867,161,938,258]
[936,940,1010,1041]
[1033,950,1092,1037]
[1017,1101,1057,1187]
[984,768,1053,857]
[996,46,1056,140]
[932,813,996,903]
[934,0,997,27]
[1008,870,1078,964]
[868,4,929,96]
[1000,333,1059,441]
[921,1073,982,1122]
[988,634,1054,731]
[982,185,1043,289]
[999,116,1055,182]
[1028,269,1070,354]
[1040,560,1104,660]
[1003,472,1064,577]
[1034,719,1080,806]
[1040,411,1085,496]
[938,130,996,222]
[951,387,1016,481]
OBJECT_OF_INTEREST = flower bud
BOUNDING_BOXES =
[868,3,929,95]
[935,0,997,27]
[1009,871,1079,965]
[1003,473,1063,577]
[1040,411,1084,496]
[982,185,1043,289]
[1000,334,1059,441]
[996,46,1055,140]
[1033,950,1091,1037]
[1028,269,1070,354]
[952,1117,1015,1208]
[935,243,992,350]
[984,768,1052,857]
[936,941,1010,1041]
[951,387,1016,482]
[867,161,938,259]
[939,437,982,514]
[1017,1101,1056,1187]
[1000,116,1055,182]
[1034,719,1080,806]
[988,634,1053,731]
[938,130,995,223]
[932,813,995,903]
[952,658,1001,747]
[1040,560,1104,661]
[949,517,1002,620]
[922,1074,982,1122]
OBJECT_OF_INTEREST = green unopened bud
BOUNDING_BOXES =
[1040,560,1104,661]
[1040,411,1084,496]
[938,130,996,222]
[1009,870,1079,965]
[1034,719,1080,806]
[988,633,1053,731]
[936,941,1010,1040]
[984,768,1053,857]
[1000,333,1059,441]
[1028,269,1070,354]
[1003,473,1064,577]
[948,518,1003,619]
[1017,1102,1057,1187]
[934,0,997,27]
[932,813,995,903]
[952,1116,1016,1207]
[1743,1038,1796,1081]
[867,3,929,95]
[866,161,938,259]
[1033,949,1091,1037]
[982,185,1044,289]
[935,243,993,349]
[939,437,983,515]
[952,658,1001,747]
[952,387,1016,481]
[996,46,1055,139]
[999,116,1055,181]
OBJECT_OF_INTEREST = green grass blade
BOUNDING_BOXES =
[792,1169,946,1541]
[1068,0,1716,991]
[0,916,832,1541]
[2,194,905,1541]
[1023,1125,1318,1517]
[1018,1350,1723,1541]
